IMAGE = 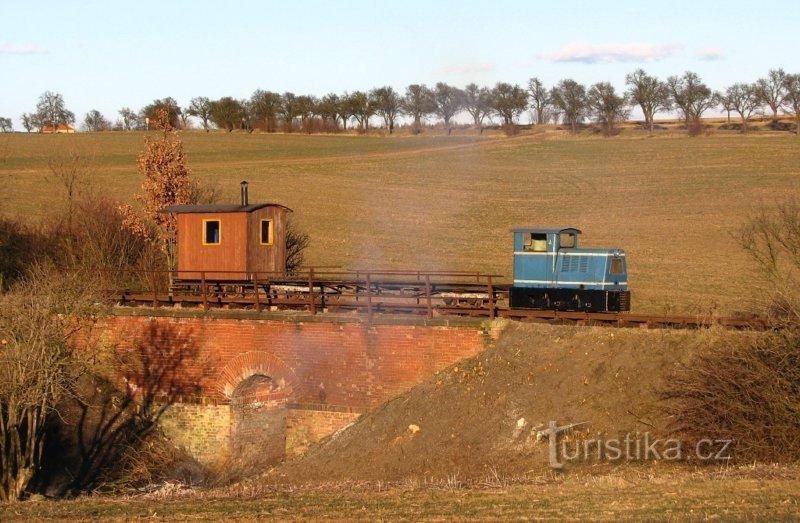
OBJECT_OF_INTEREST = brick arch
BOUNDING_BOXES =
[217,351,298,399]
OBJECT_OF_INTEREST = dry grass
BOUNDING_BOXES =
[1,129,798,314]
[2,466,799,521]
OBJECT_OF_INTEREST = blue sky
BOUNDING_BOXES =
[2,0,799,128]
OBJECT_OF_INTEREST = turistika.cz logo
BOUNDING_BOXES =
[541,421,734,469]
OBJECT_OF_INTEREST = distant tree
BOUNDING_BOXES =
[295,95,317,131]
[527,78,552,125]
[402,84,435,134]
[462,83,492,129]
[177,107,191,129]
[345,91,373,130]
[549,79,588,134]
[35,91,75,132]
[316,93,341,130]
[490,82,528,126]
[432,82,464,134]
[248,90,281,132]
[140,97,181,129]
[755,68,787,123]
[625,69,671,135]
[370,86,403,134]
[82,110,111,132]
[666,71,716,134]
[118,107,139,131]
[209,97,244,132]
[187,97,212,132]
[0,117,11,132]
[587,82,630,136]
[718,83,761,132]
[782,74,800,136]
[20,113,35,132]
[280,92,299,132]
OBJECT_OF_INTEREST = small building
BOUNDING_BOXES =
[41,123,76,133]
[161,182,291,280]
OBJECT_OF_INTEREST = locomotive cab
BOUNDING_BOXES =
[510,227,630,312]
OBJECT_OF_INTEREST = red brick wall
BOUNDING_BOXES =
[99,312,494,410]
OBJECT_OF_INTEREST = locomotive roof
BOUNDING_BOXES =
[160,203,292,214]
[510,227,582,234]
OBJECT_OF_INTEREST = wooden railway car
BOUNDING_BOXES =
[161,182,291,280]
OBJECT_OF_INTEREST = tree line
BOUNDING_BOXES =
[5,68,800,136]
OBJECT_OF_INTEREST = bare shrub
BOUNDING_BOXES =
[662,330,800,462]
[286,219,310,275]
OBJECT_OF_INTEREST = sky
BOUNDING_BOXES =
[2,0,799,129]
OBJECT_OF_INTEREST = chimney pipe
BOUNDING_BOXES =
[240,181,249,206]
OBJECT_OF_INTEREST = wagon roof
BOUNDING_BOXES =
[159,203,293,214]
[510,226,582,234]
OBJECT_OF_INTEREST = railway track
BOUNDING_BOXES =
[104,268,767,331]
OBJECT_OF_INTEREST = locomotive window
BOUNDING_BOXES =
[560,233,576,248]
[524,233,548,252]
[203,219,221,245]
[610,257,624,275]
[260,219,273,245]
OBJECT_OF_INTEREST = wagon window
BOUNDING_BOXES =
[260,219,273,245]
[610,257,624,275]
[203,220,221,245]
[560,232,576,248]
[524,233,548,252]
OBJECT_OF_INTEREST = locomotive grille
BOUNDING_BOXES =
[561,255,589,273]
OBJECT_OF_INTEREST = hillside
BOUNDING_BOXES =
[267,322,743,483]
[1,130,798,314]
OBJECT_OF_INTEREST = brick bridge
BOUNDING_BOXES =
[99,308,501,468]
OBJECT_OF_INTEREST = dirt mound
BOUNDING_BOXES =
[269,322,728,483]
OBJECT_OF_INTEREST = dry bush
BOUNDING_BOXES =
[662,330,800,462]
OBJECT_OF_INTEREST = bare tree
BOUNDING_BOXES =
[295,95,317,132]
[280,92,299,132]
[344,91,373,131]
[140,98,181,129]
[0,118,11,133]
[82,110,111,132]
[187,97,212,132]
[35,91,75,133]
[782,74,800,136]
[402,84,435,134]
[462,83,491,130]
[118,108,139,131]
[316,93,341,131]
[718,83,761,132]
[20,113,35,133]
[587,82,630,136]
[248,90,281,132]
[370,86,402,134]
[666,71,716,134]
[549,79,588,134]
[625,69,671,135]
[490,82,528,126]
[755,68,787,123]
[432,82,464,134]
[0,266,101,502]
[527,78,552,125]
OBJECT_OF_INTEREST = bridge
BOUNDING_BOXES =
[99,306,500,469]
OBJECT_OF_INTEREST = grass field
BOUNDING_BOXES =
[2,470,798,521]
[1,129,798,314]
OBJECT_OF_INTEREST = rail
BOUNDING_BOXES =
[94,268,768,330]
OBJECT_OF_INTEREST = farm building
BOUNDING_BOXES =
[41,123,76,133]
[161,182,291,280]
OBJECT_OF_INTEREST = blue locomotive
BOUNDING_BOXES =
[509,227,630,312]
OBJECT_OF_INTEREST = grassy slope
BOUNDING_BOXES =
[1,130,798,313]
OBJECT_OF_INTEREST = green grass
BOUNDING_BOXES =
[1,130,798,314]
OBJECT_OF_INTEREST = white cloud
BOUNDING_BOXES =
[441,62,496,74]
[695,46,723,61]
[541,41,681,64]
[0,42,48,55]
